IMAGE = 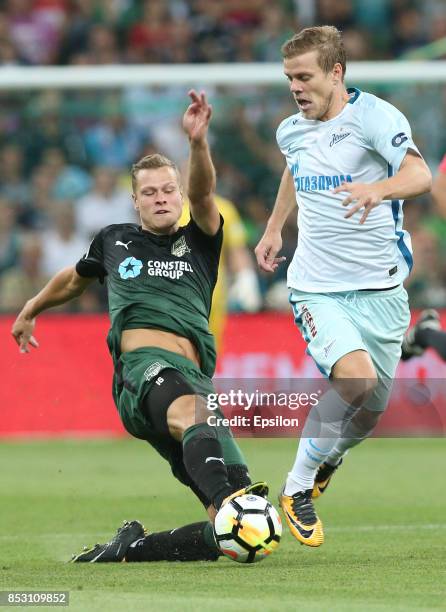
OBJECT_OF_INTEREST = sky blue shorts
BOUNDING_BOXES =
[289,284,410,411]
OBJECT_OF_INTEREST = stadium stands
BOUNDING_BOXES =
[0,0,445,313]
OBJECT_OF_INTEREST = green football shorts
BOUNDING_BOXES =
[114,346,246,468]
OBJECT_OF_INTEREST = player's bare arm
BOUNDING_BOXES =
[11,267,95,353]
[254,165,295,273]
[335,152,432,224]
[183,89,220,236]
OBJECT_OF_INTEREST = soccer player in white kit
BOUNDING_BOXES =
[255,26,432,547]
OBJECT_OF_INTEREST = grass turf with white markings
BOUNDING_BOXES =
[1,438,445,611]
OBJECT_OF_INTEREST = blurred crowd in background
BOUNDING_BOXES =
[0,0,446,313]
[1,0,446,64]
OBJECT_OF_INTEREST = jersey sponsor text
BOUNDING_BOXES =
[147,259,193,279]
[293,174,352,192]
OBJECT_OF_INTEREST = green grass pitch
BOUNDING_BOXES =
[1,438,445,611]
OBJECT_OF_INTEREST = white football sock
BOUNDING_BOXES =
[284,389,352,495]
[325,410,379,466]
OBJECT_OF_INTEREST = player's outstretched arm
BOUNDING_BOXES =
[182,89,220,236]
[12,267,95,353]
[335,152,432,225]
[254,165,295,273]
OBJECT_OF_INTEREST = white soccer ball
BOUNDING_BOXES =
[213,494,282,563]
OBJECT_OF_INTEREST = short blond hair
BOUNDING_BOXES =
[131,154,181,193]
[281,26,346,79]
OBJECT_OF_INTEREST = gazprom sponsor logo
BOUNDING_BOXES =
[294,174,352,192]
[290,161,299,177]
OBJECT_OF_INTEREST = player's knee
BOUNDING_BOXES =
[166,395,197,440]
[332,350,378,406]
[335,376,378,407]
[356,380,377,407]
[167,394,210,440]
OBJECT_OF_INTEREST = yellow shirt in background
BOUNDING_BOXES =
[180,195,247,349]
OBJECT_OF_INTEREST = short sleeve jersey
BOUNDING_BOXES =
[276,88,421,292]
[76,217,223,377]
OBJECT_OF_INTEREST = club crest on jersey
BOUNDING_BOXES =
[118,256,143,279]
[171,236,191,258]
[143,362,164,381]
[329,129,351,147]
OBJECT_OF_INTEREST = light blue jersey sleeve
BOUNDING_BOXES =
[276,115,298,156]
[361,94,420,171]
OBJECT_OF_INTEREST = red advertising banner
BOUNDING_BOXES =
[1,315,118,437]
[1,312,445,437]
